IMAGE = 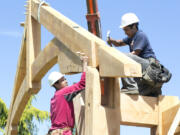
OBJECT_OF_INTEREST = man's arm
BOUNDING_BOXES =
[62,53,88,101]
[107,37,127,47]
[63,72,86,102]
[131,49,141,55]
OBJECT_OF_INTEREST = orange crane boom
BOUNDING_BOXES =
[86,0,105,95]
[86,0,102,38]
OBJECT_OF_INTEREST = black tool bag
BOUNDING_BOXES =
[142,58,172,87]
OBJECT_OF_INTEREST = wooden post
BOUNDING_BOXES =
[26,1,41,92]
[85,67,120,135]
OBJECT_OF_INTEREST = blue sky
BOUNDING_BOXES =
[0,0,180,135]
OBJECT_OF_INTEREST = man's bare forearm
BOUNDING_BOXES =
[107,38,126,47]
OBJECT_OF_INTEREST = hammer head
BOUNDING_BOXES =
[106,30,111,38]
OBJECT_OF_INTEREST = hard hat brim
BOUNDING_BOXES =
[48,71,65,86]
[50,74,65,86]
[119,20,139,29]
[119,25,125,29]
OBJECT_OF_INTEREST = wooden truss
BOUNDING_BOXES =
[5,0,180,134]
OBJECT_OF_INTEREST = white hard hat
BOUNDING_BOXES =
[119,13,139,28]
[48,71,64,86]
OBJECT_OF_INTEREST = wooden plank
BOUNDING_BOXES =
[85,67,120,135]
[31,0,97,67]
[158,96,180,135]
[98,45,142,77]
[120,93,158,127]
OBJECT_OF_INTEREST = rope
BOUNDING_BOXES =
[37,0,49,23]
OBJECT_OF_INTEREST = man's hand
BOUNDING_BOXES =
[107,37,113,47]
[106,30,112,47]
[76,52,88,72]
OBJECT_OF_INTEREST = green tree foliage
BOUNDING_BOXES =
[0,96,49,135]
[0,98,8,134]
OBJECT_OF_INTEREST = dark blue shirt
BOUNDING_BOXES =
[123,30,156,59]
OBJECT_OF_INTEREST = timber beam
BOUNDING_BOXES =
[31,0,97,67]
[158,96,180,135]
[10,77,40,126]
[5,29,27,134]
[30,0,142,77]
[32,38,59,82]
[167,105,180,135]
[74,90,180,135]
[120,93,158,127]
[98,46,141,77]
[10,29,27,107]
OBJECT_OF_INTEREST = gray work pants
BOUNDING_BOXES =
[122,53,162,97]
[121,53,149,90]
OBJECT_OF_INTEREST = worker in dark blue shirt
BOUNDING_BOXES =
[107,13,161,96]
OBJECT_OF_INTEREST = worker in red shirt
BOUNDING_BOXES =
[47,53,88,135]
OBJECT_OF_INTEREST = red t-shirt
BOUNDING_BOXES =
[50,72,85,131]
